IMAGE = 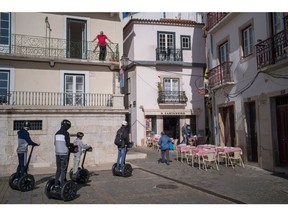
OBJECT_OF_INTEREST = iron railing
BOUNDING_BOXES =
[207,12,229,30]
[0,33,119,62]
[156,48,183,62]
[157,91,188,104]
[0,91,113,107]
[256,17,288,69]
[208,61,233,89]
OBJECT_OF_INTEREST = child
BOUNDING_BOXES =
[72,132,91,177]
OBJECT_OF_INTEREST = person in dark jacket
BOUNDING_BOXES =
[116,120,129,172]
[158,131,172,165]
[54,119,71,189]
[15,121,39,181]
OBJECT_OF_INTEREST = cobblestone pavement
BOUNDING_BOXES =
[1,147,288,205]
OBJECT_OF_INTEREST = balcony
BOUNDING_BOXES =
[256,18,288,69]
[0,91,117,107]
[0,34,119,62]
[208,61,234,89]
[207,13,229,31]
[156,48,183,63]
[157,91,188,104]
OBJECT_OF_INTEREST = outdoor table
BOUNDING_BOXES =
[191,147,215,169]
[176,145,196,163]
[216,146,243,167]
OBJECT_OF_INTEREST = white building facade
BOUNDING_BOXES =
[123,18,207,146]
[204,12,288,173]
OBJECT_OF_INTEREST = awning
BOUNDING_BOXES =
[144,108,202,116]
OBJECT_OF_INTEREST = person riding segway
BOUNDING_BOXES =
[112,121,134,177]
[9,121,40,192]
[69,132,92,184]
[44,119,78,201]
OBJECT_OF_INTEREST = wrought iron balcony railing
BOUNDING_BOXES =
[0,34,119,62]
[208,61,234,89]
[0,91,113,107]
[157,91,188,104]
[207,12,229,31]
[156,48,183,62]
[256,17,288,69]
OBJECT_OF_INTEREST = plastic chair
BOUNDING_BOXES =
[202,151,219,171]
[228,150,245,168]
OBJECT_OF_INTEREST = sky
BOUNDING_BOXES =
[1,0,287,12]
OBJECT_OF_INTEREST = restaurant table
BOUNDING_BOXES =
[216,146,243,167]
[191,148,216,169]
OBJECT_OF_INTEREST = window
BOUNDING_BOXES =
[219,41,229,64]
[272,13,284,35]
[64,74,85,105]
[0,12,11,45]
[14,120,43,131]
[163,78,180,102]
[242,25,253,57]
[158,32,175,50]
[0,70,9,104]
[181,35,191,50]
[157,31,176,61]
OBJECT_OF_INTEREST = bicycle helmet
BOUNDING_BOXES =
[77,132,84,138]
[122,120,128,126]
[23,121,30,129]
[61,119,71,129]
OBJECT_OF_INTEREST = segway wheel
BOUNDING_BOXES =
[77,169,89,184]
[9,173,18,190]
[112,163,117,176]
[18,174,35,192]
[61,181,77,201]
[122,164,133,177]
[45,178,55,199]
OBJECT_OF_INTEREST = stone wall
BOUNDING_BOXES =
[0,108,128,177]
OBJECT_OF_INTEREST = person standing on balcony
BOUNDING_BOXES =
[15,121,40,183]
[54,119,72,190]
[92,31,113,61]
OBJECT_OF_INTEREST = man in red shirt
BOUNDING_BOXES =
[92,31,113,61]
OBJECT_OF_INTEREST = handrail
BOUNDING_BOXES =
[0,91,113,107]
[0,33,119,62]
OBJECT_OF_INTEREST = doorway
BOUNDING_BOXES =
[163,116,180,141]
[245,101,258,162]
[66,18,87,59]
[276,95,288,166]
[219,105,236,146]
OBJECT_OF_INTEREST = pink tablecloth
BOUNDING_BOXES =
[216,147,242,154]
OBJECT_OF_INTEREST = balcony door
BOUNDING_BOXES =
[0,12,11,53]
[64,74,85,106]
[219,41,229,64]
[158,32,175,61]
[0,70,9,104]
[66,18,87,59]
[163,78,179,102]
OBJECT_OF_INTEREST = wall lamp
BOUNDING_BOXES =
[120,55,129,69]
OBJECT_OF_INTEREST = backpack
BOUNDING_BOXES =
[114,129,124,147]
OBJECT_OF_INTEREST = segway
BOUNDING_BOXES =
[9,144,39,192]
[69,146,93,184]
[112,142,134,177]
[44,144,78,201]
